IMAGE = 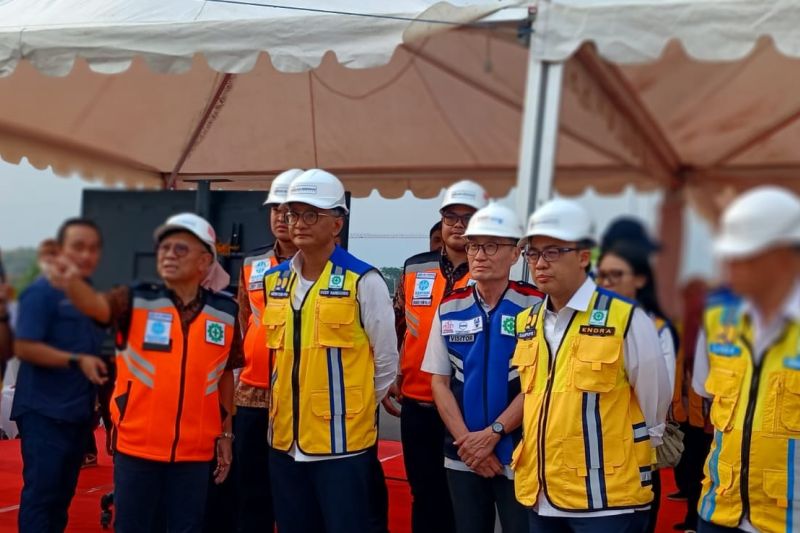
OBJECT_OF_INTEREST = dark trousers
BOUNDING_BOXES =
[368,446,390,533]
[400,398,456,533]
[644,469,661,533]
[17,412,90,533]
[528,510,649,533]
[678,426,714,528]
[113,452,210,533]
[269,448,373,533]
[446,469,528,533]
[233,406,273,532]
[697,519,746,532]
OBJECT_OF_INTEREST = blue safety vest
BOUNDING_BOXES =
[440,281,543,465]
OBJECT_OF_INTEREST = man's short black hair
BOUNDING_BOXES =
[56,218,103,247]
[429,221,442,238]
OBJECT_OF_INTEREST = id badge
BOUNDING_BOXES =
[144,312,173,351]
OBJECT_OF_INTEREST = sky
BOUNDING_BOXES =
[0,159,717,282]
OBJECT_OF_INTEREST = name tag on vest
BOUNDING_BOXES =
[412,298,432,306]
[517,329,536,340]
[248,259,270,291]
[319,289,351,298]
[578,325,616,337]
[784,356,800,370]
[413,273,435,300]
[709,343,741,357]
[448,334,474,343]
[442,317,482,335]
[144,312,173,350]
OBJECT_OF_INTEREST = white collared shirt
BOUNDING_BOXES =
[286,252,399,462]
[534,276,671,518]
[691,280,800,533]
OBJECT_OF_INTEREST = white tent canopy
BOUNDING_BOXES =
[522,0,800,208]
[510,0,800,313]
[0,0,529,197]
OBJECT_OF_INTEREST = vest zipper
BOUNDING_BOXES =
[739,333,773,523]
[291,308,302,443]
[537,311,577,502]
[480,305,491,427]
[169,334,190,462]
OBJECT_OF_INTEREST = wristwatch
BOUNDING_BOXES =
[68,353,81,370]
[491,421,505,436]
[217,432,235,442]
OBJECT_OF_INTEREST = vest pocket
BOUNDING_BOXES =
[570,336,623,393]
[316,300,356,348]
[512,340,538,393]
[562,435,626,475]
[311,387,365,419]
[778,372,800,432]
[763,470,790,508]
[704,367,740,431]
[263,304,287,349]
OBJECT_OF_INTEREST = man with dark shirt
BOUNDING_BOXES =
[12,218,108,533]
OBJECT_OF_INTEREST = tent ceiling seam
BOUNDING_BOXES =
[166,72,235,189]
[574,48,680,186]
[708,105,800,168]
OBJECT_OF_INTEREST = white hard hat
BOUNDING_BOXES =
[154,213,218,258]
[285,168,348,213]
[714,186,800,259]
[441,180,489,211]
[264,168,304,206]
[522,198,595,244]
[463,202,523,240]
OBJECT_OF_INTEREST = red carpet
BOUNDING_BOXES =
[0,433,685,532]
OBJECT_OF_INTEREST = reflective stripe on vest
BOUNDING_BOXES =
[441,282,543,465]
[111,286,236,462]
[401,254,469,402]
[511,288,654,510]
[263,246,378,456]
[240,250,280,388]
[698,300,800,532]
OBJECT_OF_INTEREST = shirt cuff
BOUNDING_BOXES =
[648,422,665,447]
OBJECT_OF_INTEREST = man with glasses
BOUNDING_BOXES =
[50,213,242,533]
[387,180,488,533]
[262,169,397,533]
[421,203,543,533]
[234,168,302,532]
[511,198,670,533]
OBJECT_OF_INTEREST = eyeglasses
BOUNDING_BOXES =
[441,212,473,227]
[595,269,630,284]
[465,242,517,257]
[284,210,339,226]
[524,246,579,263]
[157,242,209,258]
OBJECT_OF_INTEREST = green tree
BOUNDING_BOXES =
[380,267,402,294]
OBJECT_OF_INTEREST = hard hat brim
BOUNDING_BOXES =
[284,197,349,214]
[153,223,216,258]
[714,233,800,260]
[520,228,595,246]
[463,228,521,240]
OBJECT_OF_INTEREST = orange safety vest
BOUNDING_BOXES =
[111,284,237,462]
[240,249,281,388]
[400,251,469,402]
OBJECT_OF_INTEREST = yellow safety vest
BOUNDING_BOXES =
[698,300,800,532]
[262,246,378,456]
[511,287,654,511]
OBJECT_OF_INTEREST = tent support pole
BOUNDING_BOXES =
[515,48,564,281]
